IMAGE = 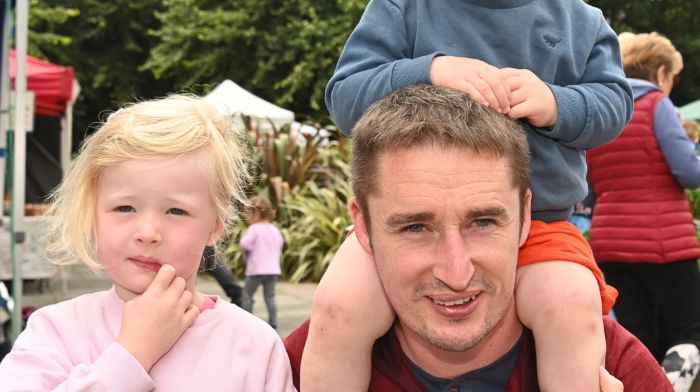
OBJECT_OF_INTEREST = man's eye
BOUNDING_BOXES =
[403,224,425,233]
[168,208,187,216]
[474,219,494,228]
[115,206,134,213]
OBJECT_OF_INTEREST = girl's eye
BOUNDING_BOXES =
[115,205,134,213]
[168,208,187,216]
[403,223,425,233]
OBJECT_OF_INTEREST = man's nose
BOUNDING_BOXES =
[134,213,162,244]
[432,230,474,291]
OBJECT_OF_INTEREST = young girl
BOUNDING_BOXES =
[240,195,284,330]
[0,95,295,391]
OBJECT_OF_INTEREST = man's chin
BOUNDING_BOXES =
[401,315,490,353]
[420,325,488,353]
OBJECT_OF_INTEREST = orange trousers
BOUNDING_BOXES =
[519,220,617,315]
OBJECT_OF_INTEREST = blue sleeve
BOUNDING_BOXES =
[655,97,700,189]
[545,14,633,149]
[324,0,438,135]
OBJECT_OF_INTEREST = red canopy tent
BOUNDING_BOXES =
[9,48,75,117]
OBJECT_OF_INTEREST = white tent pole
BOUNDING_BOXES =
[10,0,28,340]
[0,0,12,219]
[60,101,72,174]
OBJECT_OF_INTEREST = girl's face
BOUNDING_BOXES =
[95,151,223,302]
[244,207,261,224]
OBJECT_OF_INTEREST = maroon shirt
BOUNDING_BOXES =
[284,317,672,391]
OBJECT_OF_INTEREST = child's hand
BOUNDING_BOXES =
[430,56,511,114]
[117,264,199,372]
[500,67,558,127]
[599,367,624,392]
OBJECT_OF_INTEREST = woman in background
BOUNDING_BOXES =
[587,32,700,392]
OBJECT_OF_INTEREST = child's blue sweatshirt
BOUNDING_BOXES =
[326,0,633,222]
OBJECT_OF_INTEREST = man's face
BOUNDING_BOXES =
[351,145,531,360]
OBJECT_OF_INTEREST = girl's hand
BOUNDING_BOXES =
[117,264,199,372]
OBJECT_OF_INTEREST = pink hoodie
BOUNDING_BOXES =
[0,287,295,391]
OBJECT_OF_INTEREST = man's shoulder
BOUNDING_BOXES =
[283,321,422,391]
[283,319,310,388]
[602,316,674,391]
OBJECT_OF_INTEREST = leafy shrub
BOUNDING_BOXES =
[224,121,352,282]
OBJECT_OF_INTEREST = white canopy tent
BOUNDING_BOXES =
[204,79,294,131]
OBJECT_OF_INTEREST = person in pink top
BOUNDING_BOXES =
[0,95,295,391]
[240,195,284,329]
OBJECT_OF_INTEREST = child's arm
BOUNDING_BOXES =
[501,18,632,150]
[516,261,605,392]
[301,233,395,391]
[325,0,513,135]
[117,264,199,372]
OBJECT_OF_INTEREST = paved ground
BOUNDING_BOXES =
[16,264,316,338]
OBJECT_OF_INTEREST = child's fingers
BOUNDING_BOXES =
[178,290,194,312]
[146,264,177,293]
[475,70,511,113]
[599,366,624,392]
[507,100,531,120]
[499,67,522,77]
[168,276,187,295]
[183,304,200,327]
[508,88,528,107]
[454,80,489,107]
[468,75,505,112]
[500,74,525,92]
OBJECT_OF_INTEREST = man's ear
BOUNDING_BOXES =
[207,219,225,246]
[349,197,373,255]
[519,189,532,247]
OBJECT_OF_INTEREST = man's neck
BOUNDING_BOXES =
[394,304,523,379]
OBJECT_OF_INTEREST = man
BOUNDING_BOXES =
[284,85,671,391]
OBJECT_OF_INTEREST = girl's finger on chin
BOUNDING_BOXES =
[151,264,177,289]
[169,276,187,294]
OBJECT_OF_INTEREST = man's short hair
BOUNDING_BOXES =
[350,85,530,217]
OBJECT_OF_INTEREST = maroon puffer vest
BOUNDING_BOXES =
[587,91,700,264]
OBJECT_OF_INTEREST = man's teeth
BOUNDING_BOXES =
[433,296,476,306]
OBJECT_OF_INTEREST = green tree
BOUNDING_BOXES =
[31,0,174,148]
[588,0,700,107]
[142,0,366,122]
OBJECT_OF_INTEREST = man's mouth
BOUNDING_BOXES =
[432,295,477,307]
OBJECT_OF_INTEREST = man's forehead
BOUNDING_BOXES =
[375,145,509,179]
[367,146,516,207]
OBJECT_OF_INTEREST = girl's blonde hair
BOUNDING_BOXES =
[45,94,251,269]
[620,32,683,83]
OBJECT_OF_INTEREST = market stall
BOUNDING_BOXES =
[0,49,78,282]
